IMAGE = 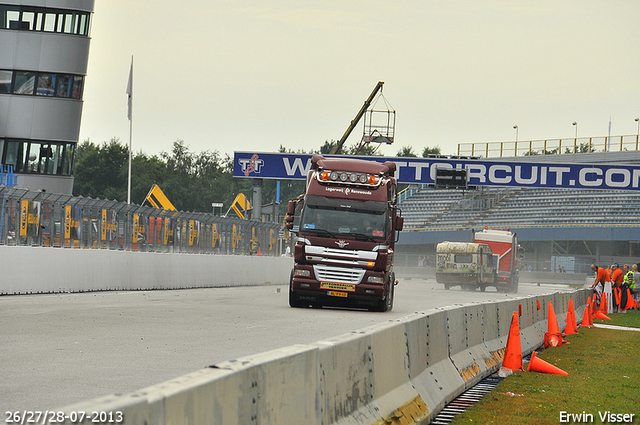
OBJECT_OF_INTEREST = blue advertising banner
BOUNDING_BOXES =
[233,151,640,191]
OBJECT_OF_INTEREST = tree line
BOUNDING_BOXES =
[72,138,441,215]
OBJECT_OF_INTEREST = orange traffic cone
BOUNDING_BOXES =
[598,293,608,315]
[593,310,611,320]
[623,288,635,311]
[614,287,622,310]
[580,305,591,328]
[502,311,523,371]
[544,302,564,348]
[527,351,569,376]
[564,299,578,336]
[257,247,262,256]
[591,294,598,316]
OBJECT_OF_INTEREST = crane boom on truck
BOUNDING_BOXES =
[284,154,404,312]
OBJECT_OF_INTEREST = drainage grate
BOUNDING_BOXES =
[431,374,504,424]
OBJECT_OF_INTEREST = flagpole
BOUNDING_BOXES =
[127,56,133,204]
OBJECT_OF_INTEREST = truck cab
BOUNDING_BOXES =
[285,155,403,312]
[473,227,519,293]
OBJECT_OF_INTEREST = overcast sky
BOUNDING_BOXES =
[78,1,640,159]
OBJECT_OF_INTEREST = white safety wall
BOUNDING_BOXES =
[0,246,293,294]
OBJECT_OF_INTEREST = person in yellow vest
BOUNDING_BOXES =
[622,264,637,310]
[623,264,635,288]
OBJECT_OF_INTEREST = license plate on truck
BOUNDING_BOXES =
[320,282,356,292]
[327,291,348,298]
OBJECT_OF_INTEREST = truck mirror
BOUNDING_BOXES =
[286,200,296,216]
[395,215,404,232]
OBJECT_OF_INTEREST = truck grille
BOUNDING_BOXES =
[313,264,366,285]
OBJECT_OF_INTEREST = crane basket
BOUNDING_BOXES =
[362,93,395,145]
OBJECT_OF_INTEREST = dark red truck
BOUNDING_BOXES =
[285,155,404,311]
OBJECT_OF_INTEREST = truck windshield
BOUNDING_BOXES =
[300,205,387,239]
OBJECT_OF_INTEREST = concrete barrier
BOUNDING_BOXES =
[0,246,293,294]
[519,271,587,285]
[56,289,590,425]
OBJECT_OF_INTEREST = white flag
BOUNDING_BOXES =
[126,57,133,120]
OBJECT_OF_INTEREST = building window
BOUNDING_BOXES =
[13,71,35,94]
[0,5,91,36]
[0,139,75,176]
[56,74,72,97]
[0,70,11,93]
[0,70,85,100]
[70,75,83,99]
[36,73,55,96]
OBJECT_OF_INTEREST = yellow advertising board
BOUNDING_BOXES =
[20,200,28,237]
[101,209,107,241]
[145,184,176,211]
[212,223,220,248]
[64,205,71,239]
[133,214,139,244]
[230,193,250,220]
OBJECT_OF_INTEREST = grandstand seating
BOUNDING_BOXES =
[399,186,640,230]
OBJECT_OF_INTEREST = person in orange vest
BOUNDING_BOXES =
[590,264,610,295]
[611,263,623,287]
[610,263,624,311]
[605,264,613,280]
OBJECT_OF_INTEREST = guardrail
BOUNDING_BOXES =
[0,187,284,256]
[55,289,589,425]
[458,134,639,158]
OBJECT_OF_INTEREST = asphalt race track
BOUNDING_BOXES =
[1,278,576,413]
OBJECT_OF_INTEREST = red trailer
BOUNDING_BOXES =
[473,227,519,293]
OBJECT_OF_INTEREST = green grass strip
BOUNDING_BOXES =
[451,310,640,424]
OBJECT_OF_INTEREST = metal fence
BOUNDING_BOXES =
[0,187,286,256]
[458,134,640,158]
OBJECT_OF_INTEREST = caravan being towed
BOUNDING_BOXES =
[436,241,496,291]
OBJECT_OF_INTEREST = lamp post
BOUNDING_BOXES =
[635,118,639,150]
[572,122,578,139]
[513,125,518,142]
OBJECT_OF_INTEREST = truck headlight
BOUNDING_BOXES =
[367,276,384,284]
[294,269,311,277]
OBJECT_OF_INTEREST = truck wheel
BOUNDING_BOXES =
[289,270,305,308]
[479,285,486,292]
[372,275,394,312]
[444,284,450,290]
